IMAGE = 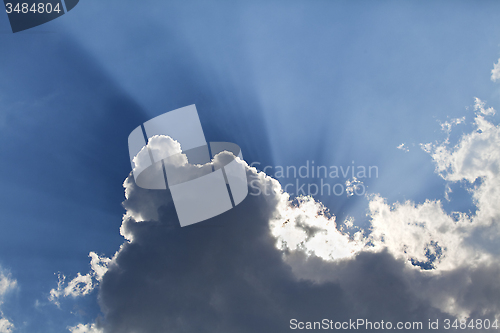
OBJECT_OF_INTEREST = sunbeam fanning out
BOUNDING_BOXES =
[2,1,500,331]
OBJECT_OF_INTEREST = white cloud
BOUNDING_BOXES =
[266,97,500,319]
[0,318,14,333]
[430,100,500,232]
[269,103,500,270]
[0,273,16,298]
[49,252,111,306]
[358,98,500,318]
[89,252,111,282]
[439,117,466,140]
[492,58,500,82]
[367,194,473,270]
[49,273,93,304]
[0,269,16,333]
[420,142,433,153]
[48,253,111,332]
[269,195,366,262]
[345,177,364,196]
[68,323,103,333]
[397,143,409,152]
[473,97,495,116]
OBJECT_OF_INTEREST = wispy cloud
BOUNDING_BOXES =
[68,323,103,333]
[396,143,410,152]
[0,268,16,333]
[492,58,500,82]
[49,252,111,307]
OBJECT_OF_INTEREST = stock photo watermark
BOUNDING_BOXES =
[128,105,379,226]
[128,105,248,227]
[249,160,378,197]
[3,0,80,33]
[289,318,500,330]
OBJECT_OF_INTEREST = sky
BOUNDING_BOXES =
[1,0,500,332]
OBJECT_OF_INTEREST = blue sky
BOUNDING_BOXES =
[1,1,500,332]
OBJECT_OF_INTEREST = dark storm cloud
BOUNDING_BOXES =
[94,168,465,333]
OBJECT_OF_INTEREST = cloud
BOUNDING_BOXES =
[345,177,364,197]
[439,117,466,142]
[0,319,14,333]
[367,194,471,270]
[430,99,500,232]
[360,99,500,318]
[397,143,409,152]
[0,273,16,297]
[0,268,16,333]
[68,324,103,333]
[68,323,103,333]
[473,97,496,116]
[58,99,500,332]
[269,195,366,262]
[270,101,500,274]
[103,138,498,330]
[492,58,500,82]
[49,252,111,306]
[95,165,457,332]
